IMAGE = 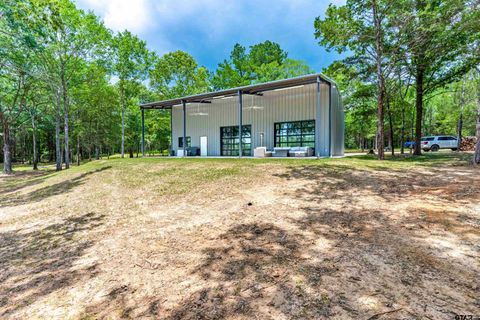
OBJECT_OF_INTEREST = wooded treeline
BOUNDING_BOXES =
[0,0,313,174]
[315,0,480,160]
[1,0,480,174]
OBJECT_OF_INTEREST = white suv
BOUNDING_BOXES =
[421,136,458,152]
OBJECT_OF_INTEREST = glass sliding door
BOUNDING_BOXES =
[220,125,252,156]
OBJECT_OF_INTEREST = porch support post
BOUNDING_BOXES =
[238,90,243,158]
[328,83,332,157]
[141,108,145,157]
[170,108,173,156]
[315,76,322,158]
[182,100,187,158]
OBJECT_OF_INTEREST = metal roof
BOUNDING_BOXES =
[140,73,336,109]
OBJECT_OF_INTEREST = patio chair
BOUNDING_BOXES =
[254,147,273,158]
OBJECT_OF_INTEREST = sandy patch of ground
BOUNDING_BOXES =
[0,157,478,319]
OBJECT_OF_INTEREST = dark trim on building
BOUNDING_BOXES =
[220,124,252,156]
[273,120,316,149]
[139,73,336,110]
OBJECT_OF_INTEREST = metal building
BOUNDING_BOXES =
[140,73,344,157]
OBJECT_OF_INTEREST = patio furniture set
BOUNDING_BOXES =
[253,146,314,158]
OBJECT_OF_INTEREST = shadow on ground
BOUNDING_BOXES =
[0,169,55,194]
[20,160,478,319]
[0,212,105,317]
[147,223,339,319]
[0,166,111,207]
[274,164,478,203]
[159,164,479,319]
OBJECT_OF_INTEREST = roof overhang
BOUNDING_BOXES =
[140,73,335,110]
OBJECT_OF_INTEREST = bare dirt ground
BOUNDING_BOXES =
[0,155,479,319]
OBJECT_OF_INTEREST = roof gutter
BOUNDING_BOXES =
[140,73,335,109]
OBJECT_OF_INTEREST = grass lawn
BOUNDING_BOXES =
[0,153,478,319]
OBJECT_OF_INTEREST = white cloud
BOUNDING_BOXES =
[76,0,155,34]
[76,0,346,37]
[75,0,347,70]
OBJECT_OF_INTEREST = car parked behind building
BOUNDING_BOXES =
[421,136,458,151]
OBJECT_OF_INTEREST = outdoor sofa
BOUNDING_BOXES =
[254,146,314,157]
[288,146,314,157]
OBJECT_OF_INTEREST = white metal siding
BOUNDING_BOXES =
[172,82,342,156]
[330,85,345,156]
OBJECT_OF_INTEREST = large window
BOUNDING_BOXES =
[178,136,191,148]
[221,125,252,156]
[274,120,315,148]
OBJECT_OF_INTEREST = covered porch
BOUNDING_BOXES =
[139,73,343,158]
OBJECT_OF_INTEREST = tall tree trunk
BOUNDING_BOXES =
[399,69,406,155]
[400,105,405,154]
[76,135,81,166]
[414,68,424,156]
[386,99,394,156]
[12,129,16,163]
[120,85,126,159]
[457,77,466,150]
[47,130,54,162]
[55,90,62,171]
[22,131,26,164]
[474,69,480,165]
[1,113,13,174]
[31,112,38,170]
[61,67,70,169]
[373,1,385,160]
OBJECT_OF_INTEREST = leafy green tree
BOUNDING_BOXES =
[212,41,312,90]
[35,0,109,169]
[475,67,480,165]
[71,62,119,162]
[390,0,480,155]
[212,50,251,90]
[282,59,315,78]
[228,43,251,85]
[315,0,394,159]
[0,0,38,173]
[111,30,152,158]
[324,61,377,150]
[25,76,50,170]
[249,41,287,66]
[150,51,209,99]
[136,86,169,154]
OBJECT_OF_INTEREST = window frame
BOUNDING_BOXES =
[178,136,191,148]
[220,125,252,156]
[274,120,315,149]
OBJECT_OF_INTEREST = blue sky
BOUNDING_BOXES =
[76,0,346,72]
